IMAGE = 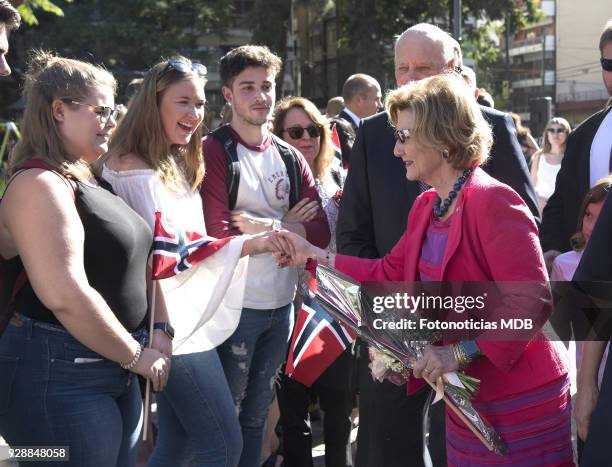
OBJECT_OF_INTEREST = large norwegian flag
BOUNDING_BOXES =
[151,211,233,280]
[148,211,247,353]
[286,279,355,387]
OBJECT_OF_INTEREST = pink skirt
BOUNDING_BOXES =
[446,375,574,466]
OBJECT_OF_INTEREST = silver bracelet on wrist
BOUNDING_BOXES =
[121,343,142,370]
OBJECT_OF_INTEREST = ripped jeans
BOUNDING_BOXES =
[217,304,293,467]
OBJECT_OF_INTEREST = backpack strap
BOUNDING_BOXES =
[209,125,241,211]
[209,126,303,210]
[271,135,302,209]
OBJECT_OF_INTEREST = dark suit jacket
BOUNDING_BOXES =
[541,105,612,253]
[337,108,540,258]
[572,194,612,467]
[331,110,357,166]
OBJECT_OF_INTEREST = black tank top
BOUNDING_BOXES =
[12,178,152,332]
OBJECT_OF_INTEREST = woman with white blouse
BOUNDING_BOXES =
[99,56,282,467]
[530,117,571,212]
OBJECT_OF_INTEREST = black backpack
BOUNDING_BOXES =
[209,125,303,210]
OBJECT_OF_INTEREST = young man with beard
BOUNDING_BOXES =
[201,45,330,467]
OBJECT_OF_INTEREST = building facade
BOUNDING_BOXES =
[556,0,611,126]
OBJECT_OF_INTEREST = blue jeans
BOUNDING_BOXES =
[0,314,143,467]
[217,304,293,467]
[149,350,242,467]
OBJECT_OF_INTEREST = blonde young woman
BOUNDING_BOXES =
[0,52,169,467]
[530,117,571,212]
[101,56,282,466]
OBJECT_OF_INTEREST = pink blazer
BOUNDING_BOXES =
[335,168,567,401]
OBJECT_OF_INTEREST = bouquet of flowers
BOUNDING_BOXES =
[315,264,507,455]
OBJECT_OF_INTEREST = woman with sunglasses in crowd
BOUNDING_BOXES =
[0,51,170,467]
[268,97,350,467]
[275,74,573,466]
[100,56,284,466]
[530,117,572,212]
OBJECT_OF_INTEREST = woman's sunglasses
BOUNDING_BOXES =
[62,99,119,126]
[546,128,566,134]
[284,125,322,140]
[159,59,207,80]
[601,58,612,72]
[394,128,411,144]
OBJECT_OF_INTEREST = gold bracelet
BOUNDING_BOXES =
[452,343,470,370]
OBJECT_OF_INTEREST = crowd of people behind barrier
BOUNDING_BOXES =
[1,0,612,465]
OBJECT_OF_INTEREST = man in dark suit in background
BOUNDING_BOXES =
[332,74,382,167]
[541,19,612,268]
[336,23,539,467]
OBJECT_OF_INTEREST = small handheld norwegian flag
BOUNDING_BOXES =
[330,122,342,155]
[285,269,355,387]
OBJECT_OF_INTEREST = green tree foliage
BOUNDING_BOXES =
[16,0,73,26]
[251,0,292,95]
[13,0,233,70]
[0,0,233,113]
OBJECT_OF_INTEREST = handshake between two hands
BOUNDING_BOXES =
[232,198,329,267]
[246,229,328,268]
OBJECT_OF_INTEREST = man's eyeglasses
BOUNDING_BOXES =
[159,59,207,80]
[284,125,322,140]
[601,58,612,72]
[63,100,119,125]
[394,128,411,144]
[546,127,566,134]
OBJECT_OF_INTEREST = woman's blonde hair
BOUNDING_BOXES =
[9,50,116,179]
[570,175,612,251]
[540,117,571,154]
[272,96,335,179]
[103,56,206,192]
[385,74,492,169]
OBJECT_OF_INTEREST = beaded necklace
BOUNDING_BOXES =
[433,168,473,218]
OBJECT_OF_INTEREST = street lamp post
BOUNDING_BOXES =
[453,0,462,42]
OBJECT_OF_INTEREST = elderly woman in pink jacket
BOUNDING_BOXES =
[278,74,572,466]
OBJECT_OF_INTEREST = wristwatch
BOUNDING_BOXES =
[460,340,482,361]
[153,322,175,341]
